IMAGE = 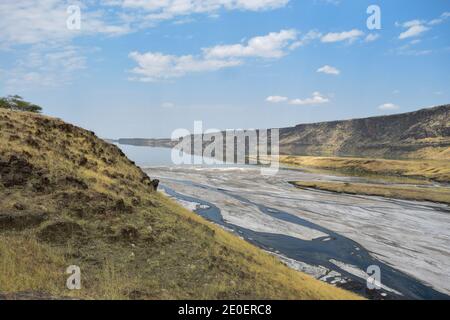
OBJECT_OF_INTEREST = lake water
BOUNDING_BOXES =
[117,145,178,166]
[117,144,230,167]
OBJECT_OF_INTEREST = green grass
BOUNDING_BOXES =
[0,109,360,300]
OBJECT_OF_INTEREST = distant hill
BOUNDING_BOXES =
[115,105,450,161]
[117,138,176,148]
[279,105,450,160]
[0,109,357,300]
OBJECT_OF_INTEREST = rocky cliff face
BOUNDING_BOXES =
[279,105,450,159]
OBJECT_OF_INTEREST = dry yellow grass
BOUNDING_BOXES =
[0,235,66,294]
[0,109,361,300]
[278,155,450,183]
[290,181,450,205]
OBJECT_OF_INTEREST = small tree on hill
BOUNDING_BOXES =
[0,95,42,113]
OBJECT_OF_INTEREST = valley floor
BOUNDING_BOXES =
[146,165,450,299]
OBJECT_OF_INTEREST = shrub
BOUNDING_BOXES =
[0,95,42,113]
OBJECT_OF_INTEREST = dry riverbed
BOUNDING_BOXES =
[146,165,450,299]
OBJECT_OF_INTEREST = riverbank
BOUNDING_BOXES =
[289,181,450,205]
[278,155,450,183]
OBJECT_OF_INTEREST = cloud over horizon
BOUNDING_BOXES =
[266,92,330,106]
[378,103,400,110]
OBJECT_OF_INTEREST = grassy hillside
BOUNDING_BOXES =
[279,105,450,160]
[0,109,359,300]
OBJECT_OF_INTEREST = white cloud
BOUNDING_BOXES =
[266,92,330,106]
[106,0,290,22]
[141,27,364,82]
[0,0,131,88]
[392,43,433,56]
[98,1,293,30]
[0,1,292,88]
[393,12,450,58]
[289,92,330,106]
[4,45,87,88]
[289,30,322,49]
[398,12,450,40]
[428,18,443,26]
[129,51,241,81]
[427,12,450,26]
[402,20,424,28]
[321,29,364,43]
[365,33,380,42]
[0,0,130,47]
[266,96,288,103]
[378,103,400,110]
[315,0,341,5]
[129,29,300,81]
[204,29,298,59]
[317,65,340,75]
[103,0,289,25]
[399,23,429,40]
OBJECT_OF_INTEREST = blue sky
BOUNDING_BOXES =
[0,0,449,138]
